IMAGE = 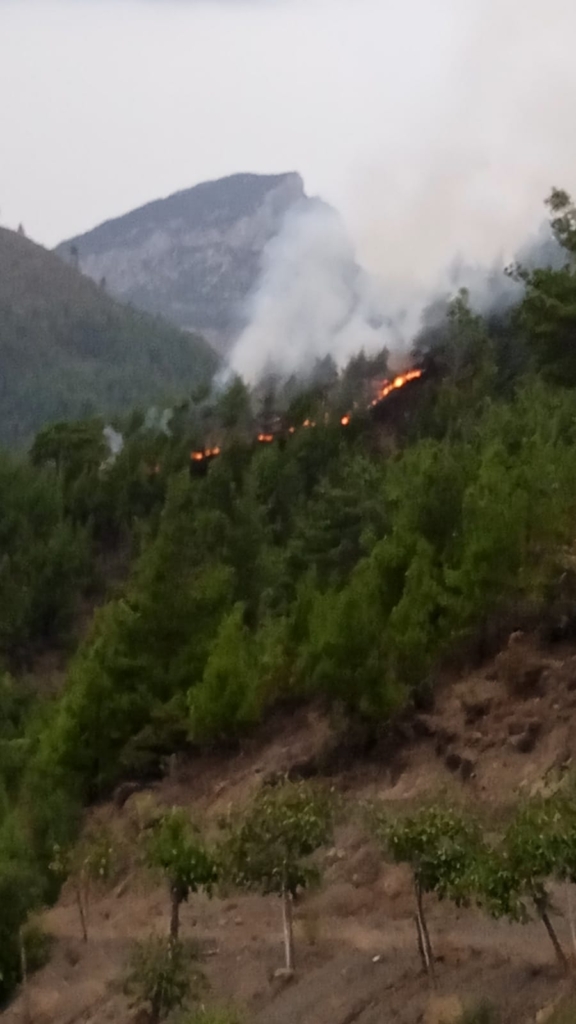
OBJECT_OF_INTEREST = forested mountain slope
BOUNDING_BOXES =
[0,227,217,447]
[4,189,576,1018]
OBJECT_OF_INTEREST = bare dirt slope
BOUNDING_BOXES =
[6,633,576,1024]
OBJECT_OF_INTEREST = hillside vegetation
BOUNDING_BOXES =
[0,227,217,447]
[4,189,576,1012]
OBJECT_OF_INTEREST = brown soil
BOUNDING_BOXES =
[6,634,576,1024]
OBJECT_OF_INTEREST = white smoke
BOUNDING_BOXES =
[6,0,576,382]
[227,197,540,383]
[144,407,173,436]
[228,200,418,382]
[103,424,124,460]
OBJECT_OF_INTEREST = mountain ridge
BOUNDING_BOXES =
[55,172,312,351]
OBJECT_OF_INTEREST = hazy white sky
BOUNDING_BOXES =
[2,0,576,289]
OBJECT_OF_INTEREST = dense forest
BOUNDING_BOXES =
[0,227,217,448]
[3,189,576,1002]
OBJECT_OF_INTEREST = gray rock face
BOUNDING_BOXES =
[55,172,309,353]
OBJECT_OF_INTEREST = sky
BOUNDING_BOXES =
[2,0,576,292]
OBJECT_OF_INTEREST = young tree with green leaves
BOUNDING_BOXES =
[144,808,218,941]
[221,781,334,971]
[370,805,482,978]
[50,826,116,942]
[475,796,576,973]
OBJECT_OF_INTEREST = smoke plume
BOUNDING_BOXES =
[227,198,552,383]
[103,425,124,460]
[228,200,417,382]
[144,407,173,436]
[4,0,576,379]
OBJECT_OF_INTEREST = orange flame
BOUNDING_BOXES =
[288,426,296,434]
[341,414,351,426]
[373,368,423,404]
[257,433,274,443]
[302,419,316,428]
[191,451,205,461]
[207,446,221,457]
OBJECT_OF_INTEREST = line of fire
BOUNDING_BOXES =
[189,365,427,478]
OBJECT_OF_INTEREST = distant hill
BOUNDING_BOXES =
[55,172,309,352]
[0,227,218,448]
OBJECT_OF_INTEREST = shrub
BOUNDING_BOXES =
[494,641,545,698]
[124,935,204,1024]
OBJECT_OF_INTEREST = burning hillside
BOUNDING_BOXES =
[371,368,423,405]
[189,364,427,474]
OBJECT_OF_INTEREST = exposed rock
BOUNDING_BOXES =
[272,967,295,983]
[507,718,527,736]
[435,727,458,756]
[323,882,379,917]
[131,1011,152,1024]
[546,655,576,691]
[459,756,476,781]
[508,630,526,647]
[461,696,492,724]
[113,780,145,809]
[346,846,381,887]
[509,719,543,753]
[123,791,163,831]
[444,750,476,780]
[56,172,318,354]
[522,666,547,693]
[495,646,546,698]
[380,864,412,900]
[445,751,463,773]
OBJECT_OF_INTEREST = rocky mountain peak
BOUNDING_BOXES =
[56,172,310,352]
